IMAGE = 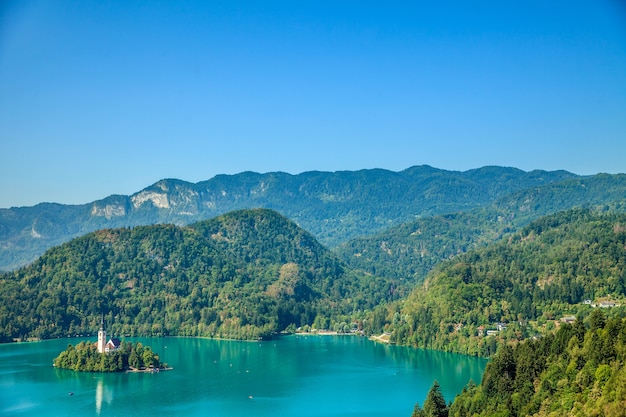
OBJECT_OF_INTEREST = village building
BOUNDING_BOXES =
[598,301,618,308]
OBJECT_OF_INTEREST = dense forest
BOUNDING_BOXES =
[336,175,626,286]
[3,207,626,348]
[385,209,626,356]
[445,309,626,417]
[336,209,511,285]
[0,209,397,342]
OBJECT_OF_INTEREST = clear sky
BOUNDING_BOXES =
[1,1,625,208]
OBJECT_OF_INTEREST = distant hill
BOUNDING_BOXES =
[385,208,626,356]
[492,173,626,223]
[0,209,396,342]
[336,210,508,286]
[0,165,576,271]
[336,174,626,285]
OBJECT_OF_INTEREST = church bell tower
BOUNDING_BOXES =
[97,316,106,353]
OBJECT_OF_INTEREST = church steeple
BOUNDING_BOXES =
[97,315,106,353]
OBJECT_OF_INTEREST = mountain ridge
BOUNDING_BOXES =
[0,165,578,271]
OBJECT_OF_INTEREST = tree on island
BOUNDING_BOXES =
[54,340,166,372]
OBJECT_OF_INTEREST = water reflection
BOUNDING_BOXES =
[94,378,113,414]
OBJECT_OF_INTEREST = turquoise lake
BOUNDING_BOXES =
[0,336,487,416]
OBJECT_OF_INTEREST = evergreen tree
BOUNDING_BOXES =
[413,381,448,417]
[446,313,626,416]
[411,402,425,417]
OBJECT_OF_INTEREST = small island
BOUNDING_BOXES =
[53,318,169,372]
[54,340,169,372]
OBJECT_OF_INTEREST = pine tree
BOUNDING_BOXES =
[411,402,425,417]
[415,380,448,417]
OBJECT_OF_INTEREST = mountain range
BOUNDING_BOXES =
[3,206,626,348]
[0,165,595,271]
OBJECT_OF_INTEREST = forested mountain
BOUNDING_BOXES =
[493,173,626,224]
[447,310,626,417]
[384,209,626,356]
[0,166,576,271]
[336,210,510,286]
[0,209,397,342]
[336,174,626,285]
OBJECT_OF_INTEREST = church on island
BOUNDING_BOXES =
[96,317,121,353]
[54,317,167,372]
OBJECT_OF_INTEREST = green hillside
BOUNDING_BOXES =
[0,209,395,342]
[385,209,626,356]
[447,310,626,417]
[336,174,626,287]
[493,174,626,224]
[336,210,509,286]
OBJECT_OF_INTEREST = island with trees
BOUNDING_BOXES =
[53,340,169,373]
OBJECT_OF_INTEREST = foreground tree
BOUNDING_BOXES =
[446,311,626,417]
[412,380,449,417]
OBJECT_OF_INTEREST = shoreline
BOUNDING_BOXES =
[127,366,173,373]
[369,333,392,344]
[294,331,359,336]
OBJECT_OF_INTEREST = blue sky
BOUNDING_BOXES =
[1,1,625,208]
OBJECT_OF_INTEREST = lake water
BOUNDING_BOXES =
[0,336,486,416]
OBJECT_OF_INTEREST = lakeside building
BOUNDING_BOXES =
[96,317,121,353]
